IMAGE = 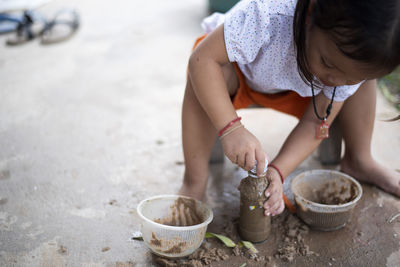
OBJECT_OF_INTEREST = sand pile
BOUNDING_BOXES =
[154,240,229,267]
[314,181,358,205]
[274,212,317,262]
[154,197,204,226]
[153,210,317,266]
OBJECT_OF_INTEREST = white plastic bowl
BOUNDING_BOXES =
[137,195,213,258]
[291,170,362,231]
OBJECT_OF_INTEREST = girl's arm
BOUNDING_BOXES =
[188,24,236,132]
[188,24,267,174]
[267,92,344,177]
[272,93,343,175]
[263,93,343,215]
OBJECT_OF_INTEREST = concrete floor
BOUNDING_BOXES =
[0,0,399,266]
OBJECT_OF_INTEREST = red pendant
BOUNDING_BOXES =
[316,120,329,139]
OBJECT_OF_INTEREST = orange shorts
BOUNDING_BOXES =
[192,34,311,119]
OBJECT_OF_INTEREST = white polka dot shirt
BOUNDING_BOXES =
[201,0,361,102]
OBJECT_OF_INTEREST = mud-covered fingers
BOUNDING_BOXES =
[263,193,281,216]
[263,180,282,214]
[271,199,285,216]
[263,192,281,216]
[264,178,280,199]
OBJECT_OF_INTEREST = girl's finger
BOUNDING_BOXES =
[264,186,283,207]
[244,152,255,171]
[255,149,266,176]
[271,199,285,216]
[263,192,280,211]
[265,180,278,198]
[228,154,238,165]
[264,194,281,212]
[237,153,246,169]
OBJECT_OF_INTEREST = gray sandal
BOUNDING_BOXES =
[40,9,80,45]
[6,10,47,46]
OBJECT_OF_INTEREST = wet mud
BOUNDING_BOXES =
[239,174,270,242]
[150,232,189,255]
[154,197,204,226]
[152,175,399,266]
[154,211,318,266]
[313,180,358,205]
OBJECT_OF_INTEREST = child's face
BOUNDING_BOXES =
[306,26,380,87]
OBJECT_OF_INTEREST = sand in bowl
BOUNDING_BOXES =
[137,195,213,260]
[149,197,205,255]
[149,197,206,256]
[154,197,204,227]
[308,179,358,205]
[291,170,362,231]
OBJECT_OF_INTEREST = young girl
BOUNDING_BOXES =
[179,0,400,216]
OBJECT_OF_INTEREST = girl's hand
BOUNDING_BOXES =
[263,168,285,216]
[220,124,266,176]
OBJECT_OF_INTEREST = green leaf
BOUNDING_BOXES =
[205,232,236,247]
[239,241,258,254]
[239,263,247,267]
[204,232,213,238]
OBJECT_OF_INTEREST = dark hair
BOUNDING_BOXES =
[293,0,400,87]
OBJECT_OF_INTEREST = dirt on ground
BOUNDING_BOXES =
[153,211,317,266]
[150,184,400,266]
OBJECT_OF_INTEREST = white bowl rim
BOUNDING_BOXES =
[137,194,213,231]
[290,169,363,210]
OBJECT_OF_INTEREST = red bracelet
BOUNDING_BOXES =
[268,164,296,213]
[218,117,242,137]
[268,163,284,183]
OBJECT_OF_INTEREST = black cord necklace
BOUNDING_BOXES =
[311,81,337,139]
